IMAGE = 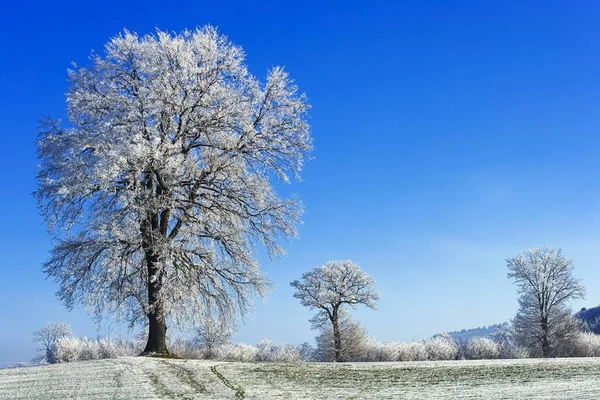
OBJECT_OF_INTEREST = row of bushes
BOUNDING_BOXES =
[42,331,600,364]
[52,337,143,362]
[48,335,518,363]
[360,332,600,361]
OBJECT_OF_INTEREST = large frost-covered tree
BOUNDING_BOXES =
[507,247,585,357]
[35,27,312,355]
[290,260,378,362]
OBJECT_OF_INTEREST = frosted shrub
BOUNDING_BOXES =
[424,337,460,361]
[374,341,396,362]
[97,338,142,358]
[255,339,278,361]
[569,332,600,357]
[360,339,400,362]
[350,339,453,362]
[54,337,83,362]
[359,338,384,362]
[214,343,257,362]
[465,338,500,360]
[494,342,529,359]
[396,342,428,361]
[255,340,303,362]
[54,337,142,362]
[179,347,205,360]
[275,346,303,363]
[167,339,201,359]
[78,338,101,361]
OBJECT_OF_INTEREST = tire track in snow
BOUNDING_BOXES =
[210,364,246,398]
[159,360,208,394]
[116,358,183,399]
[118,358,212,399]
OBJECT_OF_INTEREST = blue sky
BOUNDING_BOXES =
[2,1,600,363]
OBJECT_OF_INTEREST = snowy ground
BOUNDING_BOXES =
[1,357,600,399]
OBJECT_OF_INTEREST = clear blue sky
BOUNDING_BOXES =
[2,1,600,363]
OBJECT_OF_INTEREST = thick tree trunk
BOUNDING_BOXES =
[141,173,172,355]
[541,317,550,358]
[144,304,168,354]
[331,307,342,362]
[142,221,169,355]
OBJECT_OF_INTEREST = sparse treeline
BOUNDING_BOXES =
[33,246,599,363]
[34,322,600,364]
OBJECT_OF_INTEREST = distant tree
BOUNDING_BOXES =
[290,260,378,362]
[33,322,72,363]
[35,27,311,355]
[507,247,585,357]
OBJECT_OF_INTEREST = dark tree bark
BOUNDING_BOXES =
[142,253,169,354]
[144,307,168,354]
[541,317,550,358]
[141,210,169,355]
[331,306,342,362]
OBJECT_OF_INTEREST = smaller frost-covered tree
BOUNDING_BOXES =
[32,322,72,363]
[507,247,585,357]
[290,260,378,362]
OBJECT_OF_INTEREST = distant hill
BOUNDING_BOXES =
[0,362,33,370]
[576,306,600,334]
[435,323,506,343]
[435,306,600,342]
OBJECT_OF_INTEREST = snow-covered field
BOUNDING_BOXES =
[1,357,600,399]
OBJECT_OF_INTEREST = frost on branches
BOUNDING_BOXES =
[35,27,312,355]
[507,247,585,357]
[290,260,378,362]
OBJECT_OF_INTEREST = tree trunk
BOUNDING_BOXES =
[142,226,169,355]
[144,303,168,354]
[540,317,550,358]
[331,307,342,362]
[139,173,171,355]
